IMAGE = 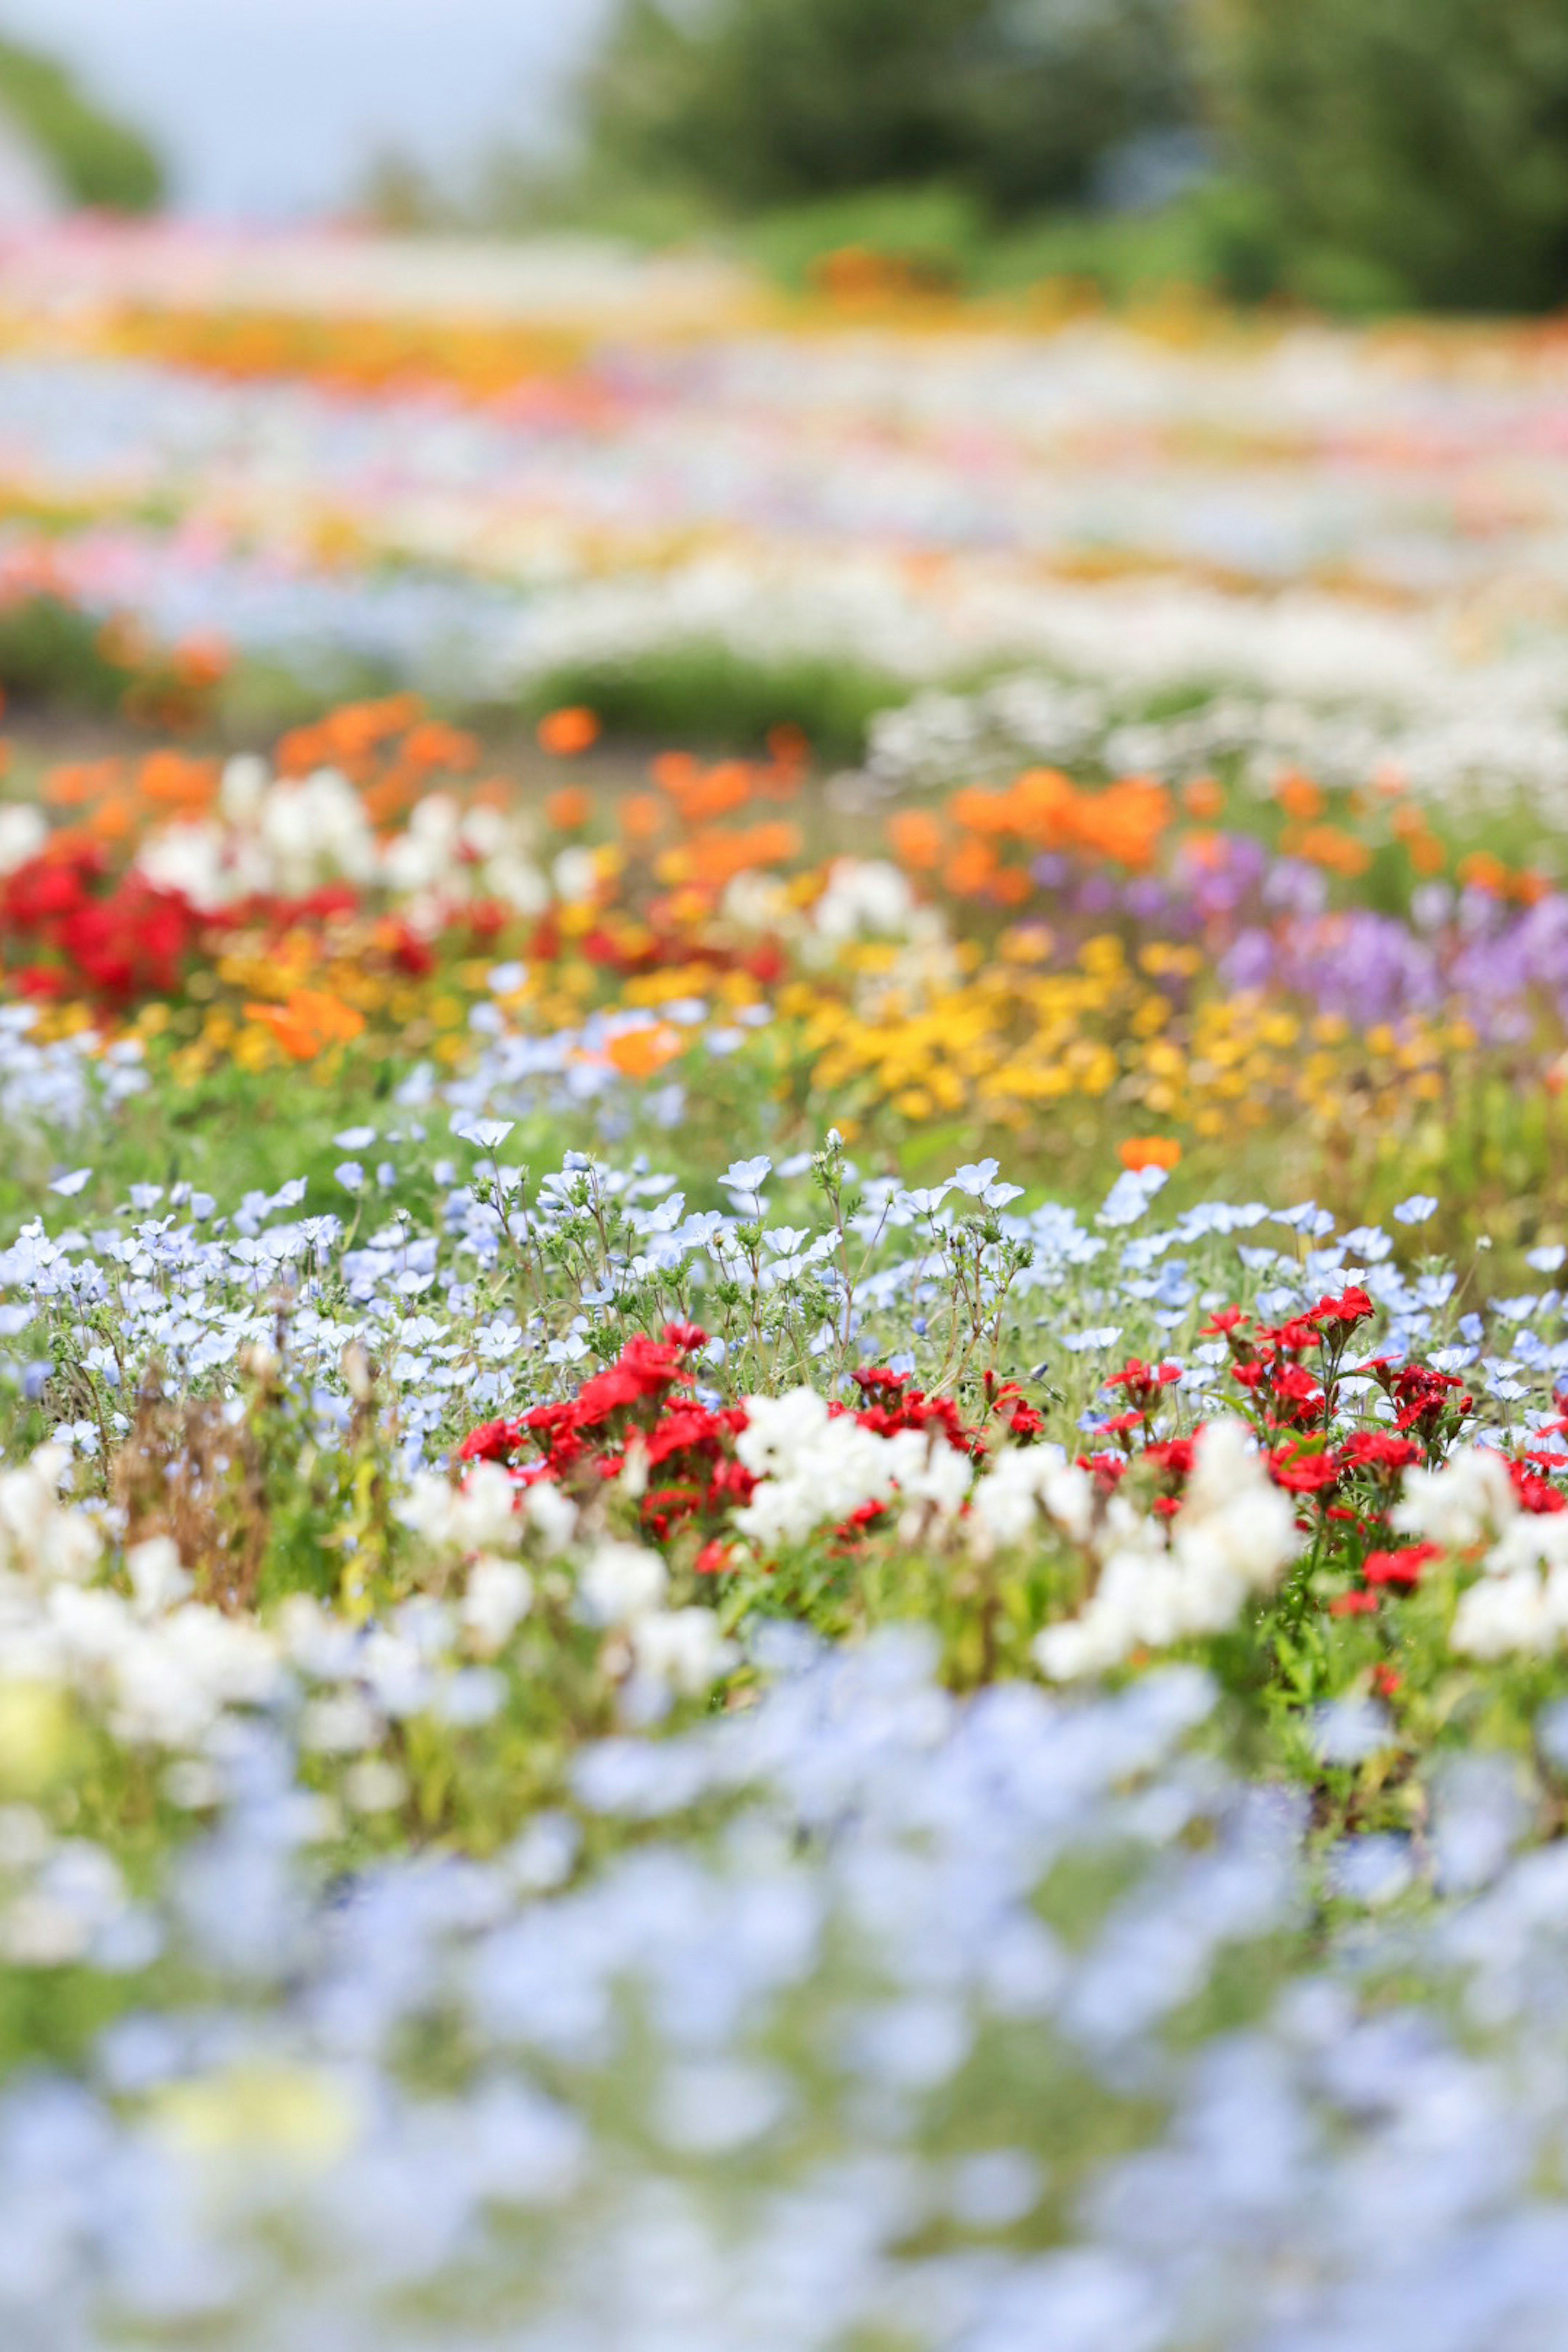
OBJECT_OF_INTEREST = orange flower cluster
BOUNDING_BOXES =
[891,769,1173,902]
[883,761,1548,915]
[42,751,220,853]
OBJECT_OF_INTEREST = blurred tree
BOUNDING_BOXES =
[0,34,163,213]
[579,0,1193,218]
[356,147,448,233]
[1206,0,1568,309]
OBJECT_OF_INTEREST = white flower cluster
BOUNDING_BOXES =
[401,1457,539,1655]
[579,1537,736,1698]
[0,1433,740,1808]
[0,1443,100,1585]
[403,1457,734,1700]
[1394,1446,1568,1659]
[133,757,552,919]
[1032,1418,1301,1680]
[732,1388,972,1549]
[862,653,1568,831]
[0,1448,278,1749]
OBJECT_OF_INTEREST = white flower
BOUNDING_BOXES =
[897,1434,973,1519]
[733,1388,974,1549]
[135,822,233,912]
[0,1448,100,1583]
[631,1607,736,1696]
[127,1536,192,1618]
[1034,1418,1298,1680]
[812,859,915,941]
[461,1557,534,1656]
[1392,1448,1515,1551]
[218,753,268,822]
[552,846,599,902]
[300,1691,382,1753]
[521,1481,579,1552]
[0,803,46,875]
[109,1608,280,1748]
[969,1445,1085,1552]
[580,1541,668,1626]
[256,767,376,893]
[381,793,461,893]
[401,1461,520,1558]
[483,853,550,915]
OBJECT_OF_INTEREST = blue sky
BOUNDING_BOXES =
[0,0,613,218]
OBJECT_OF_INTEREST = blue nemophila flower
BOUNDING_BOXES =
[1098,1168,1167,1228]
[1393,1194,1440,1225]
[334,1163,365,1194]
[49,1169,91,1198]
[897,1184,952,1217]
[455,1119,516,1152]
[950,1160,1000,1198]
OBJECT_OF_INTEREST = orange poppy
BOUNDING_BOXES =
[537,706,601,756]
[1118,1136,1182,1174]
[245,989,366,1060]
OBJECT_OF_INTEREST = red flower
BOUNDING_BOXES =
[1254,1316,1323,1356]
[1330,1590,1380,1615]
[1509,1459,1568,1515]
[1310,1287,1373,1329]
[1363,1543,1440,1588]
[1143,1436,1197,1482]
[1341,1430,1423,1473]
[1105,1358,1182,1410]
[1268,1443,1341,1494]
[457,1416,523,1463]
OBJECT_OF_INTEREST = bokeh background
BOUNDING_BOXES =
[4,0,1567,310]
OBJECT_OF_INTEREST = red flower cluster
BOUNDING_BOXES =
[457,1339,1032,1559]
[851,1364,981,1453]
[2,853,204,1004]
[1363,1357,1474,1446]
[458,1327,755,1544]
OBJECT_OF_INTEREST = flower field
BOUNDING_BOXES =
[7,233,1568,2347]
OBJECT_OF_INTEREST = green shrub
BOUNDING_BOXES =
[738,183,986,290]
[0,595,129,714]
[1206,0,1568,311]
[0,36,164,214]
[580,0,1192,219]
[519,642,906,763]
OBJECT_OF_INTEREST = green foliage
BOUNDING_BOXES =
[1206,0,1568,310]
[0,36,163,214]
[552,0,1568,313]
[519,642,906,763]
[0,594,130,714]
[739,182,987,290]
[580,0,1192,219]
